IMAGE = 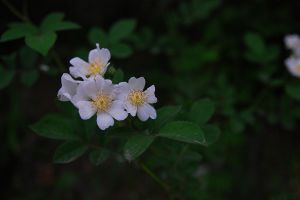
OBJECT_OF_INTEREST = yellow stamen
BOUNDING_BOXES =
[88,61,103,76]
[128,90,145,106]
[92,94,112,111]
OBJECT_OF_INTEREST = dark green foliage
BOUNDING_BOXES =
[158,121,205,144]
[1,12,79,55]
[124,134,154,161]
[53,141,87,163]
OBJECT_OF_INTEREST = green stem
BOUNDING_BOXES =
[139,162,171,196]
[2,0,31,22]
[22,0,30,20]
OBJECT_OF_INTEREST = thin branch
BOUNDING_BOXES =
[2,0,30,22]
[139,161,171,197]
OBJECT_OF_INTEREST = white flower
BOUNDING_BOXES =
[117,77,157,121]
[57,73,81,105]
[69,44,110,80]
[73,76,128,130]
[285,57,300,78]
[284,34,300,50]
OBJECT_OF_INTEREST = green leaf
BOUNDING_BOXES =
[189,98,215,124]
[20,69,39,87]
[174,44,219,70]
[110,43,133,58]
[124,134,154,161]
[53,141,87,163]
[244,32,265,55]
[88,27,107,46]
[151,105,181,131]
[285,82,300,100]
[112,69,124,83]
[194,0,221,19]
[43,22,80,32]
[41,12,80,32]
[30,114,78,140]
[158,121,205,145]
[0,66,15,89]
[41,12,65,25]
[89,148,110,165]
[1,23,37,42]
[202,124,221,146]
[109,19,136,43]
[25,32,57,55]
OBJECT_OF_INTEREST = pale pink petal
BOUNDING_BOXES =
[145,85,157,104]
[107,100,128,121]
[77,101,96,119]
[97,112,114,130]
[128,77,145,91]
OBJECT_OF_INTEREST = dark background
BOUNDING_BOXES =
[1,0,300,199]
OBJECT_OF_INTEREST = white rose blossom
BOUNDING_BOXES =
[117,77,157,121]
[57,44,158,130]
[69,43,110,80]
[285,56,300,78]
[73,76,128,130]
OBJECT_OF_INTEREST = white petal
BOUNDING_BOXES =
[69,57,89,79]
[99,48,111,64]
[294,46,300,57]
[116,92,128,101]
[105,78,112,85]
[97,112,114,130]
[137,104,150,121]
[284,34,300,50]
[285,57,300,78]
[88,49,100,64]
[125,101,137,116]
[57,73,80,102]
[94,75,105,91]
[77,101,96,119]
[146,104,157,119]
[107,100,128,120]
[73,79,98,105]
[100,64,109,75]
[137,103,156,121]
[115,82,130,97]
[128,77,145,91]
[70,57,89,68]
[57,88,70,101]
[114,82,131,102]
[145,85,157,104]
[94,76,114,95]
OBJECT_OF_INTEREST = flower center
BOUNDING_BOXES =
[92,94,112,111]
[128,90,145,106]
[88,61,103,76]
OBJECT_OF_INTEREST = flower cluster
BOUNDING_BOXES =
[57,44,157,130]
[284,34,300,78]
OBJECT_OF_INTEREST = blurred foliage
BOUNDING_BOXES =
[1,0,300,200]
